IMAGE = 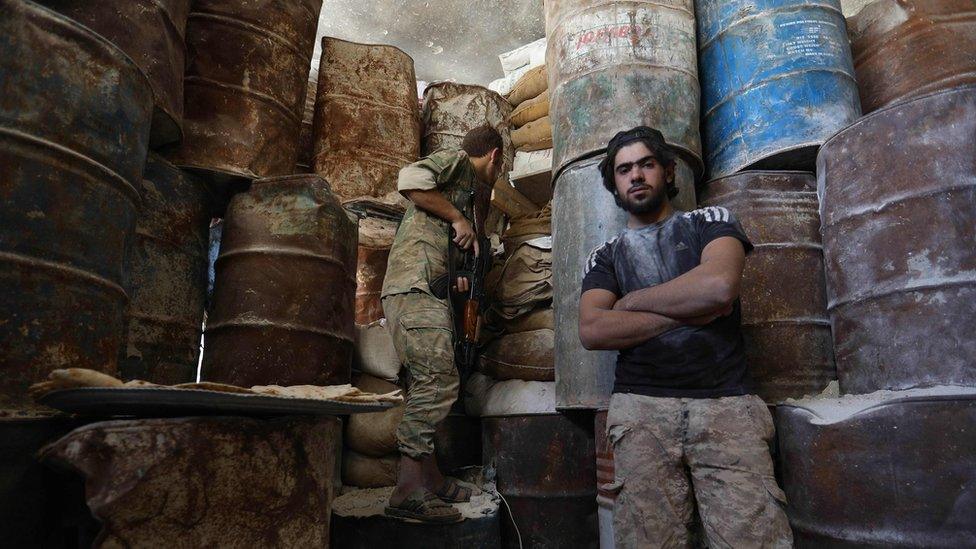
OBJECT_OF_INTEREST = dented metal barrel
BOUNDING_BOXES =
[701,172,835,402]
[849,0,976,114]
[818,86,976,394]
[0,0,153,410]
[168,0,322,182]
[697,0,861,179]
[483,413,598,549]
[422,82,514,172]
[553,155,695,410]
[35,0,192,149]
[314,38,421,208]
[355,217,398,325]
[122,154,211,385]
[296,66,318,174]
[778,388,976,547]
[545,0,702,178]
[203,175,358,387]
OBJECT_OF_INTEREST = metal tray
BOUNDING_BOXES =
[38,387,394,418]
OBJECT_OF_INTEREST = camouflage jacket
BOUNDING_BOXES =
[381,149,481,298]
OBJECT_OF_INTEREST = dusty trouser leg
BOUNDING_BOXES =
[382,292,459,459]
[607,393,696,549]
[684,395,793,548]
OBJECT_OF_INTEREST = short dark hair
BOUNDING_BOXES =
[461,125,504,160]
[598,126,679,198]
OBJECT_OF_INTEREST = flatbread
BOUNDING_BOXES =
[173,382,254,394]
[250,384,358,400]
[50,368,124,388]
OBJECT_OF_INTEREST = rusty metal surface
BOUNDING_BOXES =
[553,155,695,410]
[483,412,598,548]
[167,0,322,182]
[356,216,397,325]
[314,38,421,207]
[594,410,616,549]
[849,0,976,114]
[203,175,358,387]
[35,0,191,149]
[701,172,836,402]
[296,67,318,173]
[40,416,341,547]
[122,154,211,384]
[777,389,976,547]
[817,86,976,394]
[0,0,153,411]
[545,0,702,179]
[434,413,482,474]
[422,82,515,171]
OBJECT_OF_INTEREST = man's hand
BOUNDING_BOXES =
[453,276,470,294]
[451,217,479,256]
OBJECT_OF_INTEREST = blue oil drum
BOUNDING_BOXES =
[697,0,862,180]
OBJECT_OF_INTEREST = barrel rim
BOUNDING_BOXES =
[704,170,816,187]
[319,35,416,68]
[423,80,507,104]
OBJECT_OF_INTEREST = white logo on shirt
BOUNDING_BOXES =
[684,206,731,223]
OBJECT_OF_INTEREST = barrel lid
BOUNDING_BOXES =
[780,385,976,425]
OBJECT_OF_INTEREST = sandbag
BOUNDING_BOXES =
[512,116,552,152]
[503,202,551,255]
[506,65,548,107]
[354,320,400,382]
[489,237,552,320]
[510,90,549,128]
[342,451,398,488]
[464,372,557,417]
[504,306,554,334]
[479,329,554,381]
[346,374,404,457]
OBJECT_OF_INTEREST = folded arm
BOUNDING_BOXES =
[613,236,746,318]
[579,289,682,350]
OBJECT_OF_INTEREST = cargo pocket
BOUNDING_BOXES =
[398,307,455,375]
[606,423,631,491]
[763,476,788,508]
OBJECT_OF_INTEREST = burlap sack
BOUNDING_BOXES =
[346,375,404,457]
[502,203,551,257]
[479,329,554,381]
[506,65,548,107]
[354,320,400,382]
[488,238,552,321]
[505,306,554,333]
[464,372,556,417]
[510,90,549,128]
[341,451,398,488]
[512,116,552,152]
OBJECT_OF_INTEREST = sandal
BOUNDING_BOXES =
[436,476,475,503]
[385,488,462,524]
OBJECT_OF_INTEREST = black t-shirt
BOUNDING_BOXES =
[581,207,755,398]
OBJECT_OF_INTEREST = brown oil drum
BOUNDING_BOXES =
[434,413,482,474]
[818,86,976,394]
[422,82,515,171]
[356,216,398,325]
[777,388,976,547]
[849,0,976,114]
[313,38,421,208]
[121,154,212,384]
[701,171,836,402]
[33,0,192,149]
[483,412,599,548]
[545,0,702,179]
[0,0,153,411]
[203,175,358,387]
[167,0,322,182]
[40,416,341,547]
[296,66,318,174]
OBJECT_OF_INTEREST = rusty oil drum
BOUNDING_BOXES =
[552,155,695,410]
[701,172,836,402]
[545,0,702,178]
[168,0,322,182]
[121,154,212,385]
[483,412,598,548]
[296,67,318,173]
[421,82,514,171]
[313,38,421,207]
[777,388,976,547]
[849,0,976,114]
[696,0,862,179]
[34,0,192,149]
[0,0,153,410]
[818,86,976,394]
[203,175,358,387]
[355,217,398,325]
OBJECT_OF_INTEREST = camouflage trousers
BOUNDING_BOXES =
[382,291,458,459]
[605,393,793,549]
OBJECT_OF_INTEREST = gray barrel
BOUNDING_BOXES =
[422,82,514,171]
[545,0,702,178]
[121,154,212,384]
[33,0,192,149]
[701,172,835,402]
[203,175,358,387]
[778,388,976,547]
[818,86,976,394]
[0,0,153,411]
[697,0,861,179]
[553,155,695,410]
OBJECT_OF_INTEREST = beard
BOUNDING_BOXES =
[614,183,667,215]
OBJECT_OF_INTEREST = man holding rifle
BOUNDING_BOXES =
[382,126,503,523]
